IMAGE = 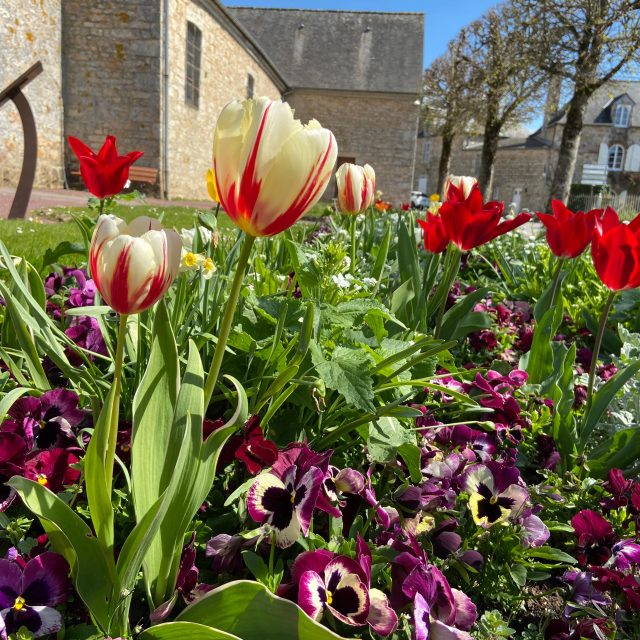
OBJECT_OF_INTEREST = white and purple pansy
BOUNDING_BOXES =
[299,556,370,627]
[0,552,71,639]
[464,464,528,528]
[356,536,398,636]
[247,464,323,548]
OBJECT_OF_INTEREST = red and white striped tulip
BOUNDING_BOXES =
[89,215,181,315]
[213,97,337,237]
[335,163,376,214]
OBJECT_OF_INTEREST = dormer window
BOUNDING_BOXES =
[608,144,625,171]
[614,104,631,128]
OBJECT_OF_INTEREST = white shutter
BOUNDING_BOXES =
[624,144,640,172]
[597,142,608,165]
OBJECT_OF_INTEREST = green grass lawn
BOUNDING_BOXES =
[0,204,232,269]
[0,201,332,270]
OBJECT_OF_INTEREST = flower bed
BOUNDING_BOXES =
[0,98,639,640]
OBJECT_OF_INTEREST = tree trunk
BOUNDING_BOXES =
[437,129,454,196]
[478,112,502,201]
[546,88,591,210]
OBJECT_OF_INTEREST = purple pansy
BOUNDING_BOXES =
[298,556,370,627]
[611,539,640,570]
[0,552,71,639]
[7,389,85,450]
[247,464,323,547]
[23,448,81,493]
[355,537,398,636]
[570,509,617,566]
[464,464,528,528]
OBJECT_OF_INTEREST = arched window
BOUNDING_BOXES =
[608,144,625,171]
[614,104,631,128]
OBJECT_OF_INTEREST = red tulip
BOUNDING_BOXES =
[591,207,640,290]
[537,201,597,258]
[443,175,478,202]
[68,135,143,199]
[438,184,532,251]
[418,213,449,254]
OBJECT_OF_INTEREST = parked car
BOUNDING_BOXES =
[410,190,429,209]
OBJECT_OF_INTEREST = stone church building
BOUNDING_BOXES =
[0,0,424,203]
[414,80,640,212]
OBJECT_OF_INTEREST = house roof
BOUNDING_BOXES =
[226,6,424,94]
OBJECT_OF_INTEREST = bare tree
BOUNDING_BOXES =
[422,33,475,195]
[462,3,548,199]
[517,0,640,206]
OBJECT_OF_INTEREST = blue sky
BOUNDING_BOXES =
[228,0,499,68]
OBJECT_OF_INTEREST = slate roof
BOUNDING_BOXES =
[226,6,424,94]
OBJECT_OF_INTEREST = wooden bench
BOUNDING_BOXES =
[71,166,158,185]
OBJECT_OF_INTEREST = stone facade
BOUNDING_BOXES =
[0,0,64,189]
[62,0,163,188]
[166,0,282,200]
[2,1,424,203]
[415,80,640,211]
[286,90,419,204]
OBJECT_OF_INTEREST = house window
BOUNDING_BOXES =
[608,144,625,171]
[185,21,202,108]
[614,104,631,128]
[246,73,255,99]
[422,141,431,162]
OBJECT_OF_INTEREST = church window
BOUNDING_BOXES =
[185,22,202,108]
[614,104,631,128]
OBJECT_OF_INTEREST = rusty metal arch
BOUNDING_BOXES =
[0,62,43,219]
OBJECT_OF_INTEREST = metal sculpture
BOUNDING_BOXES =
[0,61,43,219]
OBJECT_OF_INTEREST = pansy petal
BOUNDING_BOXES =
[430,619,474,640]
[291,550,335,584]
[327,571,369,626]
[335,468,365,494]
[0,560,21,608]
[367,588,398,636]
[521,514,550,548]
[273,509,302,548]
[4,605,62,638]
[294,466,324,535]
[298,570,326,620]
[324,557,369,625]
[247,472,287,523]
[413,593,431,640]
[463,464,494,495]
[21,552,71,606]
[451,588,477,631]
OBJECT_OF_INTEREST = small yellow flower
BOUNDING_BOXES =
[201,257,216,280]
[182,251,199,269]
[206,168,219,203]
[429,193,440,202]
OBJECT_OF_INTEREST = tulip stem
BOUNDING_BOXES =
[349,215,357,275]
[586,290,616,405]
[434,248,462,339]
[106,313,128,496]
[549,258,564,309]
[204,233,256,408]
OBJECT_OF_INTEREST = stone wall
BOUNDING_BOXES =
[166,0,282,200]
[287,89,420,205]
[62,0,163,188]
[0,0,64,189]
